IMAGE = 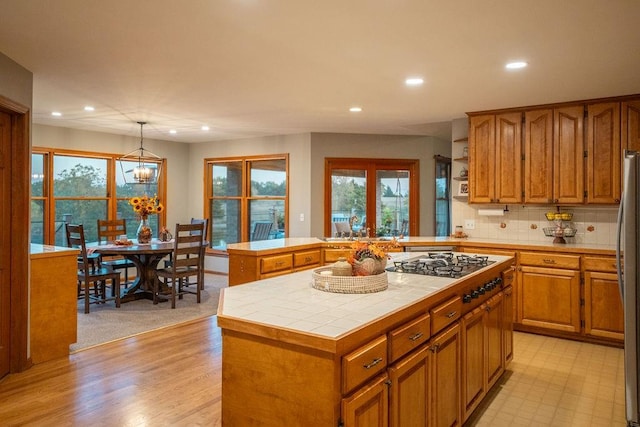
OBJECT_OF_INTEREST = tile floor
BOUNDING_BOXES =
[466,332,627,426]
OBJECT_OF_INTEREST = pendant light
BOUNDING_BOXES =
[118,121,162,184]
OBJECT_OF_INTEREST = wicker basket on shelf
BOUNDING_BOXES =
[311,267,388,294]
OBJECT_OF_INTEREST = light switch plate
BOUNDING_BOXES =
[464,219,475,230]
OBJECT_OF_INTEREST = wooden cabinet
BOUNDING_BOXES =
[431,323,462,427]
[623,99,640,152]
[587,102,621,204]
[517,252,581,334]
[583,256,624,342]
[388,345,432,427]
[229,247,321,285]
[468,112,522,204]
[502,285,514,366]
[342,374,389,427]
[524,109,554,203]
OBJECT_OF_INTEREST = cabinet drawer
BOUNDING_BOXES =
[583,256,619,273]
[431,296,462,334]
[323,248,352,264]
[260,254,293,274]
[519,252,580,269]
[502,267,516,287]
[342,335,387,395]
[293,250,321,268]
[388,313,431,363]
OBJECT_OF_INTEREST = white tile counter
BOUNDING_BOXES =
[218,252,512,338]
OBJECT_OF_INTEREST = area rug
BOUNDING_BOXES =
[70,273,228,352]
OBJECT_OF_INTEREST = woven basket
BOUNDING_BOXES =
[311,267,388,294]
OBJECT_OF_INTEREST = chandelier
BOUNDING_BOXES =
[118,121,162,184]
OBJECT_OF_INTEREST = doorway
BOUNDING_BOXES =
[0,96,30,378]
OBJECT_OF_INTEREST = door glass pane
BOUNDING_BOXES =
[31,153,45,197]
[53,155,107,197]
[210,199,241,249]
[249,159,286,196]
[435,159,451,237]
[376,170,409,237]
[331,169,366,237]
[212,161,243,197]
[55,200,107,246]
[249,200,284,240]
[31,200,45,244]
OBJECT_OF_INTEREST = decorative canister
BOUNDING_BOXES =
[353,258,387,276]
[158,227,172,242]
[331,257,353,276]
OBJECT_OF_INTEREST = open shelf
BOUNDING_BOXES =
[454,157,468,162]
[453,137,468,143]
[452,176,468,181]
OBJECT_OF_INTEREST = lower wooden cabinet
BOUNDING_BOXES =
[342,374,390,427]
[388,345,432,427]
[503,285,514,365]
[431,323,462,427]
[583,256,624,342]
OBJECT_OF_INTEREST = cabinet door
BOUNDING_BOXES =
[587,102,621,204]
[524,109,554,203]
[623,99,640,152]
[495,112,523,203]
[584,271,624,341]
[388,345,431,427]
[342,374,389,427]
[431,323,462,427]
[485,293,504,390]
[461,306,485,421]
[502,286,514,366]
[518,265,581,333]
[469,114,496,203]
[553,105,584,204]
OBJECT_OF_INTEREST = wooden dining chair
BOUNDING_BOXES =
[164,218,208,289]
[97,218,136,284]
[66,223,121,314]
[154,222,205,309]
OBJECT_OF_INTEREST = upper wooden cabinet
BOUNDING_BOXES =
[623,99,640,152]
[470,95,639,205]
[587,102,621,204]
[468,112,522,204]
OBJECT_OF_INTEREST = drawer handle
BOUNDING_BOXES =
[276,261,284,267]
[304,256,312,262]
[409,332,423,342]
[446,311,457,319]
[542,259,556,264]
[363,357,383,369]
[430,343,441,353]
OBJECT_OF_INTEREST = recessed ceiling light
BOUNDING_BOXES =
[405,77,424,86]
[169,129,177,134]
[84,106,95,112]
[201,125,210,131]
[505,61,528,70]
[349,107,362,113]
[51,111,62,116]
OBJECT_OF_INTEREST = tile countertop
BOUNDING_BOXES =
[217,252,513,339]
[30,243,79,259]
[225,236,616,255]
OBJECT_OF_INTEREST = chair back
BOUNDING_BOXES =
[170,222,205,272]
[190,218,209,242]
[66,223,90,271]
[251,221,272,241]
[97,218,127,243]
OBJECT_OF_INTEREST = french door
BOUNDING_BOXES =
[324,158,419,238]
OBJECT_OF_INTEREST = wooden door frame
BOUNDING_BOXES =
[0,95,31,373]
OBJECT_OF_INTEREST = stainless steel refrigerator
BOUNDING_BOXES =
[618,150,640,427]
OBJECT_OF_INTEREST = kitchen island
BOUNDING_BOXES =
[217,251,515,426]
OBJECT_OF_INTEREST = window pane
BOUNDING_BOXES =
[249,200,284,240]
[115,199,159,239]
[210,199,241,248]
[55,200,107,245]
[376,170,409,237]
[212,161,242,197]
[53,155,107,197]
[31,153,45,197]
[331,169,366,235]
[30,200,45,244]
[435,159,451,237]
[249,159,286,196]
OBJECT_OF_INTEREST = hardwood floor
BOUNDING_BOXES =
[0,316,223,426]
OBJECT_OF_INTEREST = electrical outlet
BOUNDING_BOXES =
[299,213,304,221]
[464,219,475,230]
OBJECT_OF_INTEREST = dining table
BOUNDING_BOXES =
[88,239,174,303]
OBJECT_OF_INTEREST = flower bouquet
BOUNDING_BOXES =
[347,239,399,276]
[129,194,164,243]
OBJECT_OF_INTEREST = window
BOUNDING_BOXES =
[325,158,418,237]
[205,155,288,250]
[31,148,166,246]
[434,155,451,236]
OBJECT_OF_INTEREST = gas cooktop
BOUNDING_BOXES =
[386,252,495,278]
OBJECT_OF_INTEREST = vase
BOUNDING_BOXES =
[354,258,387,276]
[136,217,152,244]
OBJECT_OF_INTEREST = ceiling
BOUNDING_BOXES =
[1,1,639,143]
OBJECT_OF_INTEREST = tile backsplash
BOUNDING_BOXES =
[452,200,619,246]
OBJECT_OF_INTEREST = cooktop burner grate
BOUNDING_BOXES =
[387,253,495,278]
